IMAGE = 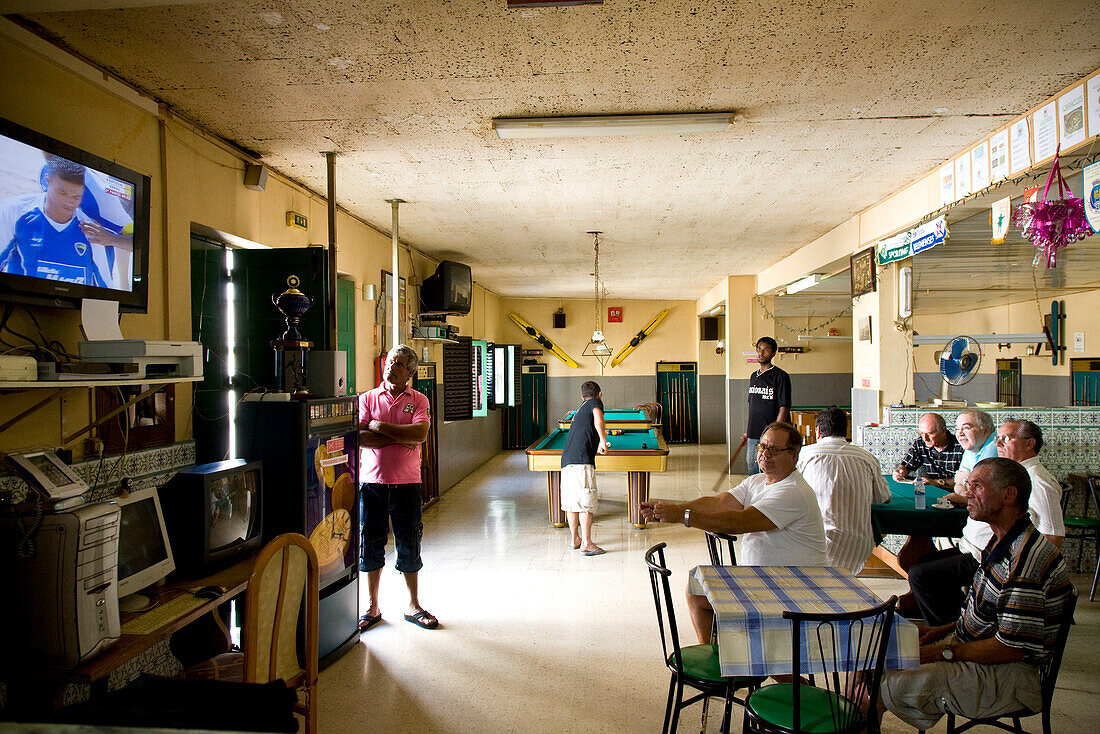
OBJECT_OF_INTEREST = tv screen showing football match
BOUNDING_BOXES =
[0,130,137,292]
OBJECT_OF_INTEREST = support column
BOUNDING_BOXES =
[851,259,914,430]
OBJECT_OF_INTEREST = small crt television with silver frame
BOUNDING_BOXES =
[158,459,263,577]
[115,488,175,612]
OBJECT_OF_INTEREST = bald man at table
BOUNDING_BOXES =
[641,421,826,643]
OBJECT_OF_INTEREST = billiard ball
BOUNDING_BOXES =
[642,442,648,449]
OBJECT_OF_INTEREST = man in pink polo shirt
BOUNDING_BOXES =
[357,344,435,631]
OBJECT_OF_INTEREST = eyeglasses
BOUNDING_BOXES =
[995,434,1020,444]
[756,443,793,457]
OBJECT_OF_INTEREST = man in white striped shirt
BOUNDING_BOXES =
[796,407,892,574]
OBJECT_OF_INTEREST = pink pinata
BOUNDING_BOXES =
[1013,150,1093,268]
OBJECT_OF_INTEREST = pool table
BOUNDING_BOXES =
[558,408,656,430]
[870,476,969,577]
[526,427,668,528]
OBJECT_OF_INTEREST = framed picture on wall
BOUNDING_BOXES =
[850,247,877,298]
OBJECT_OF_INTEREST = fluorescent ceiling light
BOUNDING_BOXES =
[493,112,735,139]
[785,274,822,294]
[707,305,725,315]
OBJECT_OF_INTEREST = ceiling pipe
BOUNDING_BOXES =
[325,152,338,349]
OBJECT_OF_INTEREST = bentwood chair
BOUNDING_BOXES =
[645,543,759,734]
[742,596,897,734]
[1060,476,1100,600]
[184,533,320,734]
[705,531,739,567]
[928,588,1078,734]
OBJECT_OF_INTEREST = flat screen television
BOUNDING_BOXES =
[420,260,472,315]
[0,116,150,312]
[115,488,176,612]
[158,459,263,576]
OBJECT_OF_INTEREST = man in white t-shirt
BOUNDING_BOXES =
[641,422,826,643]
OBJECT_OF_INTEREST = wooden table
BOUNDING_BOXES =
[688,565,920,677]
[526,426,668,528]
[869,476,968,578]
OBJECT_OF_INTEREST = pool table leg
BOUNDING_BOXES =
[546,471,566,527]
[628,471,649,528]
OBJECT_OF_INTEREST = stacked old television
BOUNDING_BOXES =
[419,260,472,315]
[0,116,151,313]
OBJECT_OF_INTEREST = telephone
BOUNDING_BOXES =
[5,449,89,501]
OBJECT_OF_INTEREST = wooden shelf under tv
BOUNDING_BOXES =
[0,375,202,389]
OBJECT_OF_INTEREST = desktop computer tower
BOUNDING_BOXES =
[0,502,122,668]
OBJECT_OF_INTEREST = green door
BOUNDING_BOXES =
[336,278,356,394]
[521,365,547,446]
[657,362,698,444]
[190,234,230,463]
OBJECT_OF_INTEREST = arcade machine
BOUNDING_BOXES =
[236,275,359,667]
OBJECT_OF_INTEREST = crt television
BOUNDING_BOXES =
[420,260,472,315]
[115,488,176,612]
[0,116,151,312]
[158,459,263,576]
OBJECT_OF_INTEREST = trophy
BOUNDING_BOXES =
[272,275,313,397]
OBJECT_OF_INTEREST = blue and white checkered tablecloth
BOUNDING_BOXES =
[688,565,920,678]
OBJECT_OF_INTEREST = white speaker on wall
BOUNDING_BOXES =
[243,164,269,191]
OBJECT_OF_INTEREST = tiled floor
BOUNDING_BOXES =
[318,444,1100,733]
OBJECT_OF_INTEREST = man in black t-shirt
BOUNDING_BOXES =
[560,380,608,555]
[744,336,791,475]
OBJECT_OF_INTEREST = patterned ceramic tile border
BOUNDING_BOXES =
[859,426,1098,479]
[0,442,195,506]
[882,406,1092,429]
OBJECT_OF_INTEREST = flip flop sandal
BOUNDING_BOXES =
[581,547,606,556]
[358,613,382,632]
[404,610,439,629]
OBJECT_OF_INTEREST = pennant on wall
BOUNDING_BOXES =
[991,196,1011,244]
[1084,160,1100,234]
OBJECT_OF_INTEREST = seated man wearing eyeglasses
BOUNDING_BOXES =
[641,421,826,643]
[875,458,1072,731]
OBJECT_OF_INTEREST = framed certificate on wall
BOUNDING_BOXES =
[850,247,877,298]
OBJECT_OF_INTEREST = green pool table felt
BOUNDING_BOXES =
[532,427,663,452]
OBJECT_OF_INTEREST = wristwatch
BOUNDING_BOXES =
[941,645,955,661]
[683,509,692,528]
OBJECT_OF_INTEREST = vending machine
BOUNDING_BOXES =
[237,395,359,667]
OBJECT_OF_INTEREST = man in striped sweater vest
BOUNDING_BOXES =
[876,457,1073,731]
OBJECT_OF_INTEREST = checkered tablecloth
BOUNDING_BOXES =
[688,565,920,677]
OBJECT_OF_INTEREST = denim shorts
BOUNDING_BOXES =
[359,482,424,574]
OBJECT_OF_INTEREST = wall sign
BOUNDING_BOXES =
[607,306,623,323]
[850,246,877,297]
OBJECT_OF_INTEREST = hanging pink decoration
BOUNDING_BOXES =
[1012,149,1093,268]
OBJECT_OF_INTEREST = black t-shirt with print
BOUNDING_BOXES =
[561,397,604,467]
[746,366,791,439]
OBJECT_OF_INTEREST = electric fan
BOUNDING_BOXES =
[934,335,981,406]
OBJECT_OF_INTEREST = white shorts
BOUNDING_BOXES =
[560,464,598,513]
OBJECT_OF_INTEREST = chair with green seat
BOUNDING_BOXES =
[1060,475,1100,600]
[742,595,897,734]
[645,542,759,734]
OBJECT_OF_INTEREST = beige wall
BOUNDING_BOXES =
[499,298,697,377]
[913,288,1100,379]
[0,31,498,455]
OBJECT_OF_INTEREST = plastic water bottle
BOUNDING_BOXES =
[913,477,926,510]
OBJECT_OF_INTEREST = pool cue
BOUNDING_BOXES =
[707,435,748,494]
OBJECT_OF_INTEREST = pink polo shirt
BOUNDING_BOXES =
[358,383,431,485]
